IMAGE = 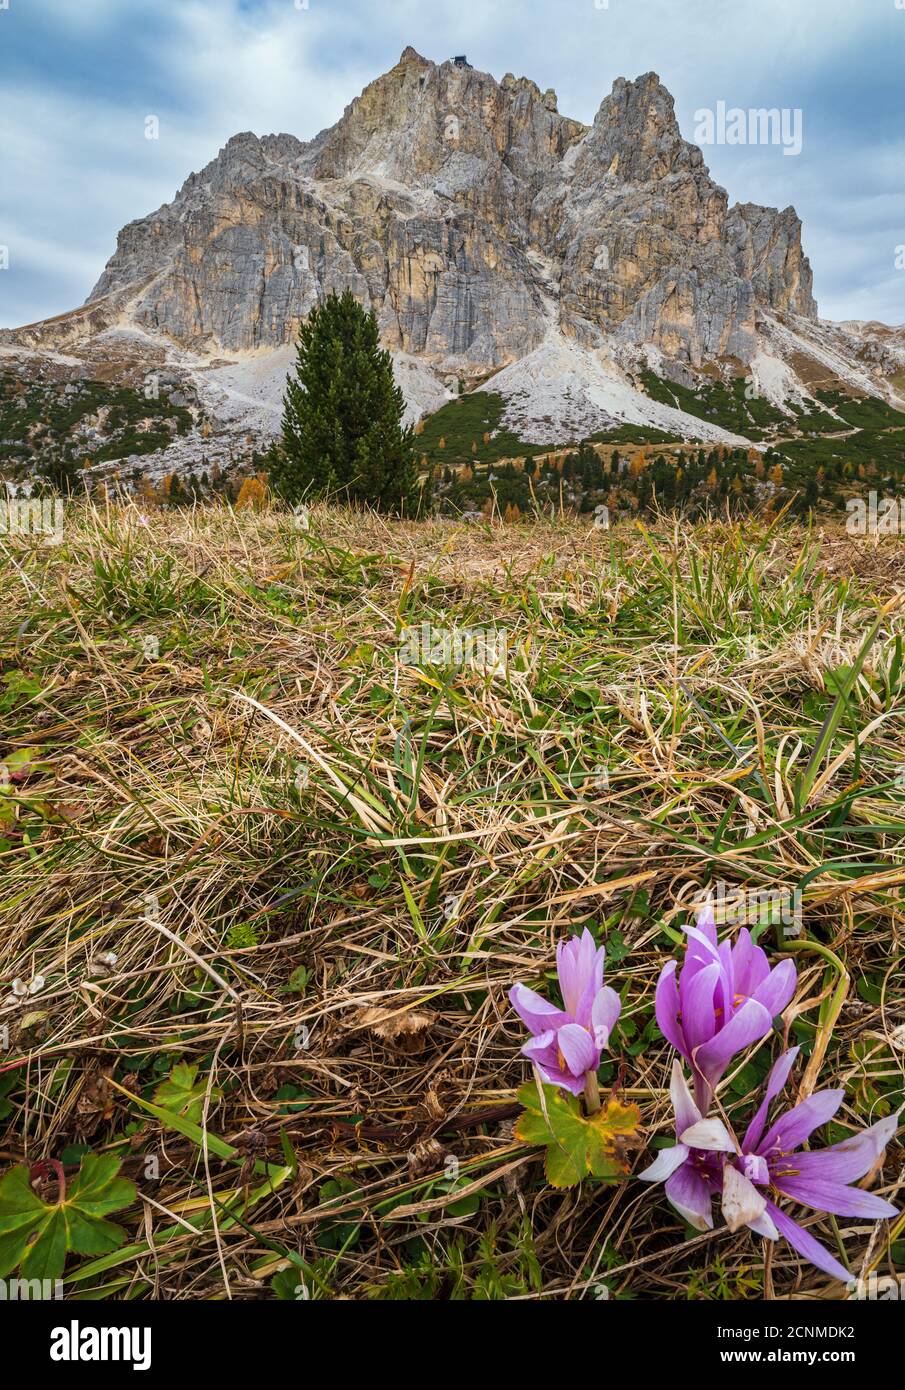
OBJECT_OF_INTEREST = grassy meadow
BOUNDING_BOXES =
[0,500,903,1300]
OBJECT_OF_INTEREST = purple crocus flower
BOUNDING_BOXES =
[639,1049,899,1282]
[655,906,797,1110]
[509,929,621,1097]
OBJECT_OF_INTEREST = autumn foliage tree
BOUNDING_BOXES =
[236,476,269,511]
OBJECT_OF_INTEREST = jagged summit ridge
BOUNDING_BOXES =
[57,51,815,374]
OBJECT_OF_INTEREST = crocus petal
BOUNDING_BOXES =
[574,966,605,1029]
[693,903,718,945]
[590,985,621,1049]
[765,1199,851,1283]
[509,983,571,1035]
[760,1088,844,1154]
[683,923,722,969]
[580,927,604,984]
[555,1023,598,1077]
[557,929,602,1018]
[682,925,720,989]
[787,1113,899,1185]
[654,959,685,1053]
[772,1176,898,1221]
[747,1207,780,1241]
[555,939,580,1017]
[716,939,734,1020]
[521,1031,561,1074]
[680,960,721,1051]
[665,1163,714,1231]
[722,1163,767,1233]
[588,934,606,991]
[742,1046,800,1152]
[638,1143,690,1184]
[523,1035,587,1095]
[729,927,760,997]
[680,1117,737,1153]
[751,957,797,1019]
[532,1060,586,1095]
[693,996,772,1085]
[670,1060,701,1136]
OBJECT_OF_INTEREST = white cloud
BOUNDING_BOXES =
[1,223,103,283]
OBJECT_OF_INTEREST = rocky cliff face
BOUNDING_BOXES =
[76,49,815,374]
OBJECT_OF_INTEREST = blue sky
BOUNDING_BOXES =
[1,0,903,328]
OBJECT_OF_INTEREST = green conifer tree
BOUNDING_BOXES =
[269,290,425,515]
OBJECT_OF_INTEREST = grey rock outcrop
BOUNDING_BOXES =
[65,53,819,371]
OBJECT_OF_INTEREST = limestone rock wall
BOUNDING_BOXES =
[82,52,816,371]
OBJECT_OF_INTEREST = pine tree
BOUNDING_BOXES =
[269,290,424,515]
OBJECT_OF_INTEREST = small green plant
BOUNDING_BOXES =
[226,921,260,951]
[152,1061,222,1125]
[0,1154,136,1281]
[515,1081,640,1188]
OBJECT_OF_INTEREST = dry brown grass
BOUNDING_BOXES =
[0,500,903,1300]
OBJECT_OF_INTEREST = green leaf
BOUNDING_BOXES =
[604,930,630,965]
[0,1154,136,1281]
[515,1082,640,1188]
[59,1143,91,1166]
[153,1061,222,1124]
[315,1176,363,1250]
[0,1170,52,1277]
[436,1178,483,1218]
[272,1267,306,1300]
[273,1084,310,1116]
[66,1153,136,1218]
[21,1211,68,1282]
[284,964,311,995]
[279,1128,298,1176]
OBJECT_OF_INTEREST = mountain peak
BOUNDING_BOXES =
[579,71,698,182]
[397,46,431,68]
[16,51,817,380]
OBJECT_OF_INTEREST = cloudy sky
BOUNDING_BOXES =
[2,0,903,328]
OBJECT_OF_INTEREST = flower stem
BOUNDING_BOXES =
[583,1069,601,1115]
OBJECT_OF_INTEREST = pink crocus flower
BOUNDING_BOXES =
[655,906,797,1110]
[640,1050,899,1282]
[509,929,621,1098]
